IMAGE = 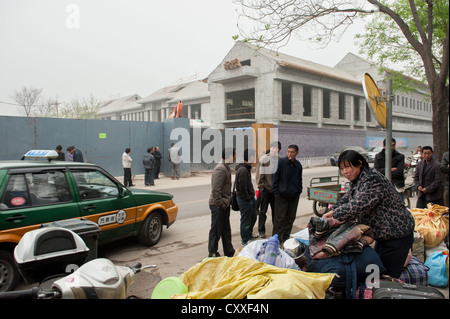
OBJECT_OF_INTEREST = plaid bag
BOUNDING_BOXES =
[400,255,429,286]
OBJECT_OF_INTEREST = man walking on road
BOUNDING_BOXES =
[208,147,236,258]
[272,144,303,244]
[168,143,181,180]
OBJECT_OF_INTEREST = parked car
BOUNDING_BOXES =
[330,146,369,166]
[367,146,383,163]
[0,150,178,291]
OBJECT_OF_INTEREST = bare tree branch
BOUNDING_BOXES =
[12,86,43,118]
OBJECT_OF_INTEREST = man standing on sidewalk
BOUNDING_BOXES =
[143,147,155,186]
[153,146,162,179]
[168,143,181,180]
[414,146,443,208]
[255,141,281,238]
[122,148,134,187]
[374,138,405,201]
[236,148,257,246]
[208,147,236,258]
[272,144,303,244]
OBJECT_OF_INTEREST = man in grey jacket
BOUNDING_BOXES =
[255,141,281,238]
[208,147,236,257]
[143,147,155,186]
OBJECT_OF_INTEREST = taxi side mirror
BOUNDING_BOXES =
[119,186,130,197]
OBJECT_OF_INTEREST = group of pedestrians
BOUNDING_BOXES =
[207,142,304,257]
[121,146,162,187]
[121,143,182,187]
[54,145,84,163]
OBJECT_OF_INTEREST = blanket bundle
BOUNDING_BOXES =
[308,216,374,259]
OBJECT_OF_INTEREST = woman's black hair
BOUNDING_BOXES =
[338,150,369,169]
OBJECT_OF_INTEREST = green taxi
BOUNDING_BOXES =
[0,150,178,291]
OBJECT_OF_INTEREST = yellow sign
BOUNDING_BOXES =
[362,73,386,128]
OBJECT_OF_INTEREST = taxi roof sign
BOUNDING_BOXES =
[23,150,59,160]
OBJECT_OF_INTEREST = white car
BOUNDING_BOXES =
[367,146,383,163]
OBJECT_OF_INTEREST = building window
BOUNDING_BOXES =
[303,85,312,116]
[339,93,346,120]
[353,96,360,122]
[240,59,251,66]
[191,104,201,119]
[226,88,255,120]
[323,89,331,119]
[282,82,292,115]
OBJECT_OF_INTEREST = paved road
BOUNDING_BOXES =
[170,166,341,220]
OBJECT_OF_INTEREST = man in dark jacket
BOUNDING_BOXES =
[153,146,162,179]
[272,144,303,243]
[67,146,84,163]
[143,147,155,186]
[374,138,405,200]
[414,146,443,208]
[236,148,257,246]
[208,147,236,257]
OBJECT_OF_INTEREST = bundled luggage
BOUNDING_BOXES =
[399,255,429,286]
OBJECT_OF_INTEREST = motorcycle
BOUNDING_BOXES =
[404,152,422,178]
[0,226,155,299]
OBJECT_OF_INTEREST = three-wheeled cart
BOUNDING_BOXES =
[307,176,348,216]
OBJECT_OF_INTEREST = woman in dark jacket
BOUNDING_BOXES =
[323,150,415,278]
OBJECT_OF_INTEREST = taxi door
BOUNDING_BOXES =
[68,168,137,243]
[0,169,80,242]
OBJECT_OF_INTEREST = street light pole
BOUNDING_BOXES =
[385,79,393,181]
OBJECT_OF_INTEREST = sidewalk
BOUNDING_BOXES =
[123,171,213,191]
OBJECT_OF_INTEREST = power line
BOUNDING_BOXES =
[0,101,21,106]
[0,100,67,107]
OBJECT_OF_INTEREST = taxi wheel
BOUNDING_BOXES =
[138,212,163,246]
[0,250,20,292]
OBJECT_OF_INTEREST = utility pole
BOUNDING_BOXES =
[385,79,393,181]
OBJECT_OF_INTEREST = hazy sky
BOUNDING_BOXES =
[0,0,366,115]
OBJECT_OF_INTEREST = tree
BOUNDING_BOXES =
[60,94,100,119]
[33,97,61,118]
[234,0,449,160]
[12,86,43,118]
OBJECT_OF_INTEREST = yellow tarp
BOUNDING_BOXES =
[173,256,335,299]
